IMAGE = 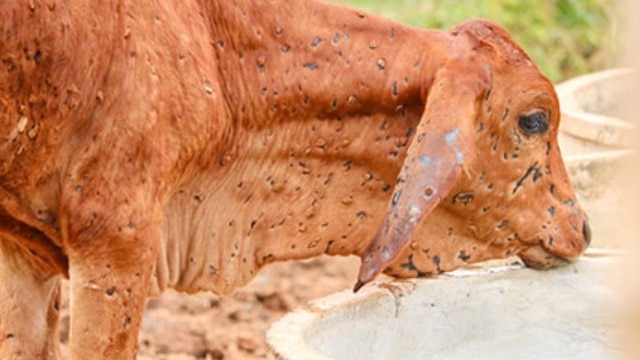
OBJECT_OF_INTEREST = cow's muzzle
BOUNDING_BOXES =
[520,219,592,269]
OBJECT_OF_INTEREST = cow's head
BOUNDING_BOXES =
[355,19,590,290]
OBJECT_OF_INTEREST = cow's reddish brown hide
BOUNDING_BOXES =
[0,1,589,358]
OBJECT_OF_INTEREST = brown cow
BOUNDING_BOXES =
[0,0,590,358]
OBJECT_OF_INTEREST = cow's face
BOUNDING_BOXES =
[436,72,590,270]
[437,20,591,270]
[355,19,590,290]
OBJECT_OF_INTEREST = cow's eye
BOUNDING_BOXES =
[518,111,549,135]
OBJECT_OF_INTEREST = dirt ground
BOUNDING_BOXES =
[58,255,362,359]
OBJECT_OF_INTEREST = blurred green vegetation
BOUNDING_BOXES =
[329,0,620,82]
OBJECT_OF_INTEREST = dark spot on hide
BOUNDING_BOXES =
[262,253,274,264]
[405,127,414,139]
[547,206,556,217]
[512,164,542,194]
[502,107,510,121]
[484,85,492,101]
[432,255,441,272]
[391,189,402,206]
[303,62,318,70]
[400,254,418,271]
[507,233,520,242]
[451,191,474,206]
[307,238,320,248]
[310,36,322,47]
[424,187,434,197]
[325,240,335,253]
[256,55,266,73]
[343,160,352,171]
[458,250,471,262]
[247,219,258,235]
[400,254,432,277]
[496,220,508,230]
[491,134,500,152]
[32,49,42,64]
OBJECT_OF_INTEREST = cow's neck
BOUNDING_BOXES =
[158,1,456,295]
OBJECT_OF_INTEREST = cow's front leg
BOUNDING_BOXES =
[65,206,161,359]
[0,240,62,359]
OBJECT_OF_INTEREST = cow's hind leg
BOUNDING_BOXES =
[0,240,62,359]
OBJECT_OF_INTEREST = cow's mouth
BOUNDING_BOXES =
[518,244,572,270]
[519,219,592,269]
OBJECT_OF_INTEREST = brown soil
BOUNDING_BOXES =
[58,255,361,359]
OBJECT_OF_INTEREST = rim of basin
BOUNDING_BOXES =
[556,67,637,147]
[266,249,619,360]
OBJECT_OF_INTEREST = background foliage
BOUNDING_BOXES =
[330,0,620,82]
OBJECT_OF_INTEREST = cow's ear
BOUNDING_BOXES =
[355,64,489,291]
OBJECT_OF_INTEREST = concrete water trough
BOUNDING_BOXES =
[268,254,621,360]
[267,68,635,360]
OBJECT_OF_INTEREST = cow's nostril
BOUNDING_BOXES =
[582,221,592,249]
